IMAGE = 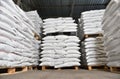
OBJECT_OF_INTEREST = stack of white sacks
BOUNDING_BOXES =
[84,37,107,66]
[80,9,107,66]
[81,10,105,34]
[43,18,77,35]
[40,17,80,68]
[0,0,40,67]
[26,11,43,34]
[102,0,120,67]
[40,35,80,68]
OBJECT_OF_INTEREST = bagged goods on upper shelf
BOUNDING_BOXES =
[102,0,120,67]
[79,9,107,66]
[80,9,105,34]
[0,0,41,67]
[42,17,77,35]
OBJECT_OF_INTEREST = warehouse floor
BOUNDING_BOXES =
[0,69,120,79]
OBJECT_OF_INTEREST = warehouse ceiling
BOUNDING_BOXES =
[15,0,110,19]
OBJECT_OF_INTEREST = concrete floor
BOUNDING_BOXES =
[0,69,120,79]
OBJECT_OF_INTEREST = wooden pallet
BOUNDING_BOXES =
[41,66,79,70]
[46,32,77,36]
[0,66,28,75]
[109,67,120,72]
[84,33,103,38]
[41,66,54,70]
[88,65,108,71]
[28,66,38,70]
[34,32,41,40]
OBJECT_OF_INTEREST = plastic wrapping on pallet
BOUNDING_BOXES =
[40,35,81,68]
[102,0,120,67]
[0,0,41,67]
[80,10,105,34]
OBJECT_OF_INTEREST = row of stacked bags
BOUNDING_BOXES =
[102,0,120,67]
[40,35,81,68]
[42,18,77,35]
[79,10,107,67]
[40,17,80,68]
[0,0,41,67]
[80,10,105,35]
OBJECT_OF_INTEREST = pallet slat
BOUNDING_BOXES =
[110,67,120,72]
[8,68,15,74]
[46,32,77,36]
[88,65,108,71]
[84,33,103,38]
[41,66,79,70]
[0,66,38,75]
[22,67,28,71]
[28,66,33,70]
[34,32,41,40]
[57,68,61,70]
[42,66,46,70]
[75,66,79,70]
